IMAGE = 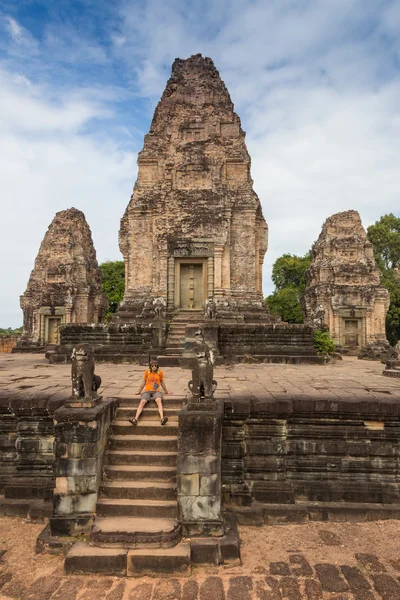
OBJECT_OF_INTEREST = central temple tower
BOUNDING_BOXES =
[118,54,268,319]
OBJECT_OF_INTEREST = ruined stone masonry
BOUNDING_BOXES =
[302,210,389,354]
[18,208,108,347]
[118,53,268,321]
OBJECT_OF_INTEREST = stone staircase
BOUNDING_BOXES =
[159,311,205,366]
[64,396,191,577]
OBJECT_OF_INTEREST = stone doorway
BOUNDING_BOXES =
[46,317,61,344]
[175,259,207,310]
[343,318,363,349]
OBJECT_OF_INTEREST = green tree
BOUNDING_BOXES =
[367,214,400,344]
[99,261,125,320]
[271,253,312,292]
[367,213,400,270]
[266,253,312,323]
[266,286,304,323]
[0,326,23,337]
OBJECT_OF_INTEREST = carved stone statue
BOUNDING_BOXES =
[153,297,166,320]
[385,345,400,371]
[305,304,326,328]
[71,344,100,403]
[204,297,217,320]
[188,329,217,401]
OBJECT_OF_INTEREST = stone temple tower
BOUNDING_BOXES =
[19,208,108,347]
[118,54,268,321]
[302,210,389,353]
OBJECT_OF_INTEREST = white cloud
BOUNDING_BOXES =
[0,72,136,327]
[1,15,40,56]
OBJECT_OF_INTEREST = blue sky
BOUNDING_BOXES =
[1,0,400,327]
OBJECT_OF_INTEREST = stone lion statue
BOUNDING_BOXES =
[71,344,100,401]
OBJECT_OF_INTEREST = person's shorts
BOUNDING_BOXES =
[141,391,163,402]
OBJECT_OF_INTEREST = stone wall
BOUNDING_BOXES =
[222,396,400,508]
[52,321,321,365]
[0,337,19,353]
[50,322,157,363]
[0,391,66,509]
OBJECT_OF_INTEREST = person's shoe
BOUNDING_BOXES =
[129,418,138,426]
[160,416,168,426]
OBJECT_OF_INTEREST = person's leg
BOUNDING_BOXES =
[155,394,168,425]
[129,394,149,424]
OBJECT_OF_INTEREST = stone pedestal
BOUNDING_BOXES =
[177,399,223,536]
[50,398,117,536]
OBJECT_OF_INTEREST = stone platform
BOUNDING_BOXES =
[2,353,397,401]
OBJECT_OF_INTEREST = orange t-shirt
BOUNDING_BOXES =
[143,369,164,392]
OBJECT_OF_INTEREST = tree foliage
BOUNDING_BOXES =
[271,253,312,292]
[367,213,400,270]
[266,286,304,323]
[0,327,23,337]
[99,261,125,320]
[367,214,400,345]
[314,329,336,354]
[266,253,312,323]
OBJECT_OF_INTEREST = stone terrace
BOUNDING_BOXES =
[1,354,399,401]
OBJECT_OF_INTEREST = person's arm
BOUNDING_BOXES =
[161,380,171,394]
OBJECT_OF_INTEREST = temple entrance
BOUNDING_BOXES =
[46,317,61,344]
[343,318,363,349]
[175,260,206,309]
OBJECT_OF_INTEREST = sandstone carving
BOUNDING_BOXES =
[302,210,390,354]
[19,208,108,346]
[70,344,99,402]
[204,297,217,320]
[188,329,217,401]
[118,54,268,322]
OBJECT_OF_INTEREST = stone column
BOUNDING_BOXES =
[177,399,224,536]
[50,398,117,536]
[159,250,169,298]
[167,256,175,310]
[207,256,214,298]
[214,246,224,297]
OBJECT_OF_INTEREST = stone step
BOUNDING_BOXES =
[106,450,177,466]
[96,498,177,519]
[165,348,184,355]
[116,407,180,420]
[101,481,177,501]
[104,465,176,482]
[90,516,181,548]
[117,397,185,409]
[157,355,182,367]
[65,542,127,576]
[112,420,179,436]
[109,435,177,451]
[64,541,191,576]
[127,543,191,577]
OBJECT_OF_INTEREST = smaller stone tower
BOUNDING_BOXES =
[19,208,108,346]
[302,210,389,353]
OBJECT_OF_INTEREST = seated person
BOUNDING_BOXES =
[129,360,171,426]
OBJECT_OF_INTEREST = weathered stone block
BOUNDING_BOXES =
[177,454,219,475]
[200,474,220,496]
[179,495,221,521]
[178,473,199,496]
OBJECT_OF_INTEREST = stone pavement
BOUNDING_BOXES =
[2,517,400,599]
[1,353,400,402]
